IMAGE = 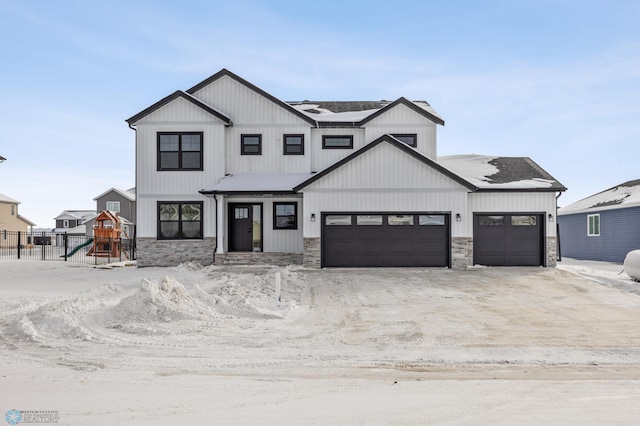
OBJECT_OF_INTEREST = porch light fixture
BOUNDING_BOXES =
[548,213,554,222]
[310,213,316,222]
[455,213,462,222]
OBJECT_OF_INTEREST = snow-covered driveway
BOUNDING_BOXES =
[1,261,640,425]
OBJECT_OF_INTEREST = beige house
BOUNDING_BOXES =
[0,193,36,247]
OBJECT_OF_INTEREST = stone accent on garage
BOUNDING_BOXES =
[451,237,473,270]
[136,237,216,267]
[546,236,558,267]
[303,237,321,269]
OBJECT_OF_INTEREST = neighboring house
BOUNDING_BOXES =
[53,210,96,236]
[558,179,640,262]
[126,68,566,268]
[0,192,36,247]
[93,187,136,226]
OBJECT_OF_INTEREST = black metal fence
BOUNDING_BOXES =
[0,230,135,265]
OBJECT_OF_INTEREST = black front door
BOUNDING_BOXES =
[229,204,253,251]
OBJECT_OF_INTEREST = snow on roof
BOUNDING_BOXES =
[93,187,136,201]
[438,155,563,190]
[559,179,640,215]
[204,173,315,193]
[289,99,443,124]
[54,210,97,220]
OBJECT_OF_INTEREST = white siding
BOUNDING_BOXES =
[300,141,470,237]
[469,192,558,237]
[134,96,228,238]
[310,128,366,172]
[363,103,438,159]
[191,75,310,126]
[226,127,311,173]
[220,196,303,253]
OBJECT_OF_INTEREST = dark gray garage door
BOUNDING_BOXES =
[322,213,449,267]
[473,214,543,266]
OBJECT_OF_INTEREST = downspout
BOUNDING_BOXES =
[128,123,138,259]
[556,191,562,262]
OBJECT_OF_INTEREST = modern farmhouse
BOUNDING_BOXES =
[126,69,566,268]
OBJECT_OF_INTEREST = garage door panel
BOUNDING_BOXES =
[323,213,449,267]
[474,214,542,266]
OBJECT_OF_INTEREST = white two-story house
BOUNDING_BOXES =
[127,69,566,268]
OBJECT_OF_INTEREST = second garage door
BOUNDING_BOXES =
[473,214,544,266]
[322,213,450,267]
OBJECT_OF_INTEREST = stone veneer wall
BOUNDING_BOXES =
[546,236,557,267]
[136,237,216,267]
[214,253,302,266]
[303,237,321,269]
[451,237,472,270]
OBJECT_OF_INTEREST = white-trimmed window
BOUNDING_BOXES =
[63,219,69,228]
[587,214,600,236]
[106,201,121,212]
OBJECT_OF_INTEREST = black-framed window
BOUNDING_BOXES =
[158,132,203,171]
[158,202,203,239]
[283,134,304,155]
[392,134,417,147]
[241,134,262,155]
[322,135,353,149]
[273,202,297,229]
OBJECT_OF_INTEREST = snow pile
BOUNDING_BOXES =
[105,277,216,325]
[10,285,120,342]
[624,250,640,282]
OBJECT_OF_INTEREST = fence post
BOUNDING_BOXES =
[64,233,68,261]
[17,231,21,259]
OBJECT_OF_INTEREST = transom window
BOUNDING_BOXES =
[322,135,353,149]
[106,201,121,212]
[241,134,262,155]
[157,132,202,171]
[391,134,417,147]
[274,202,297,229]
[283,134,304,155]
[158,202,203,240]
[588,214,600,236]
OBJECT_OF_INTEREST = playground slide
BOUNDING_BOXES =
[62,238,94,257]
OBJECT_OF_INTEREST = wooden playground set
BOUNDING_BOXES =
[87,210,130,259]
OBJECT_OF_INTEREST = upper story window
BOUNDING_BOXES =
[391,134,417,147]
[283,134,304,155]
[273,202,297,229]
[106,201,121,212]
[322,135,353,149]
[158,132,203,171]
[241,134,262,155]
[158,202,203,240]
[588,214,600,236]
[63,220,69,228]
[11,205,15,215]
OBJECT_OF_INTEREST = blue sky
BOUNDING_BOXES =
[1,0,639,228]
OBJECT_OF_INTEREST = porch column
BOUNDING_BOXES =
[216,194,224,254]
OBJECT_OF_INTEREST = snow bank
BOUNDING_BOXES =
[624,250,640,282]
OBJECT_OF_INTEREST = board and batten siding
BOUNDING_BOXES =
[190,75,311,126]
[300,142,470,238]
[310,128,366,172]
[363,103,439,159]
[221,196,303,253]
[133,97,228,239]
[558,206,640,262]
[468,192,558,237]
[226,126,311,174]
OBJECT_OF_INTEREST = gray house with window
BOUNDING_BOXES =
[93,188,136,225]
[558,179,640,262]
